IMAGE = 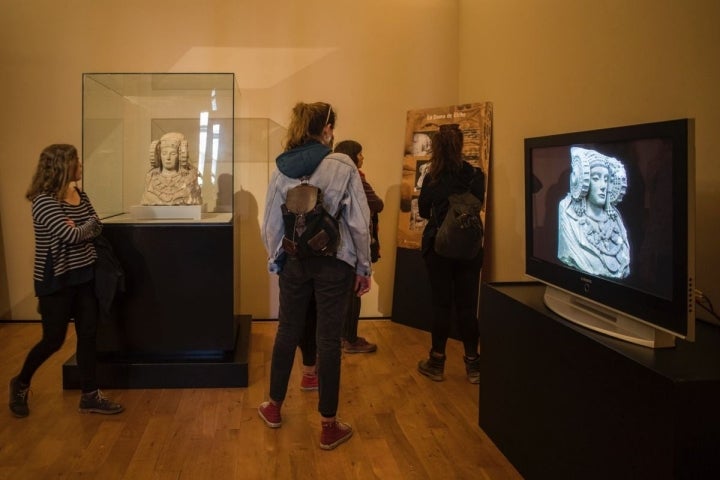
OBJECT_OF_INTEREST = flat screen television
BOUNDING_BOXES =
[524,118,695,348]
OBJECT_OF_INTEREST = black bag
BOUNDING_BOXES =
[93,234,126,321]
[433,191,483,259]
[370,212,380,263]
[281,180,340,258]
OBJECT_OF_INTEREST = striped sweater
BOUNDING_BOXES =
[31,190,101,295]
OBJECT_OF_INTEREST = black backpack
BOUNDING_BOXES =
[433,191,483,259]
[281,179,340,258]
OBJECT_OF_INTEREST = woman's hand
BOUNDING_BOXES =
[354,275,371,297]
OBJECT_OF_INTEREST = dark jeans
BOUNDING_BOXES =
[343,287,361,343]
[424,249,482,357]
[19,280,99,393]
[300,281,361,358]
[270,256,354,418]
[299,298,317,366]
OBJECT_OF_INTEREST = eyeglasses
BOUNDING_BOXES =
[324,104,333,126]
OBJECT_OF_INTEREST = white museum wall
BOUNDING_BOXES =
[0,0,459,320]
[458,0,720,309]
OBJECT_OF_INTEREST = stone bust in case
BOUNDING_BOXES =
[141,132,202,206]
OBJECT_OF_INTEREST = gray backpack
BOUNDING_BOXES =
[433,191,483,259]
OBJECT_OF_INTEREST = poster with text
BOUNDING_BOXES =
[397,102,493,250]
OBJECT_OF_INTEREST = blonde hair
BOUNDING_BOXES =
[26,144,79,201]
[284,102,335,151]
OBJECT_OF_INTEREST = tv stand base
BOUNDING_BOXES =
[479,282,720,479]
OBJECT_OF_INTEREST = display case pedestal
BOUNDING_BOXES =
[63,315,249,388]
[62,221,247,389]
[391,247,460,338]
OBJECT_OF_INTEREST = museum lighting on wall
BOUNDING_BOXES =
[197,111,222,186]
[198,111,209,185]
[211,123,220,185]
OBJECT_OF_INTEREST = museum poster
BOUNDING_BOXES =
[397,102,493,250]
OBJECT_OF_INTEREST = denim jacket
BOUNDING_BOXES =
[261,142,372,277]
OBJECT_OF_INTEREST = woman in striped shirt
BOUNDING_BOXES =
[9,144,123,418]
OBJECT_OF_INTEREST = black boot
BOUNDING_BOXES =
[464,355,481,384]
[418,350,446,381]
[9,376,30,418]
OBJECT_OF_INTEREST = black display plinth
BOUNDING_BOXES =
[97,222,235,353]
[63,221,248,389]
[479,282,720,480]
[392,247,433,331]
[391,247,459,338]
[63,314,250,388]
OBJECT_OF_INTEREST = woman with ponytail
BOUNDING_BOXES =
[259,102,372,450]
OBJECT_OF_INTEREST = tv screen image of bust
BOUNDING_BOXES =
[525,119,694,348]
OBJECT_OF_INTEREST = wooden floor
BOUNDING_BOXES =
[0,320,521,480]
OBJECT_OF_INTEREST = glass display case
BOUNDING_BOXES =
[82,73,236,223]
[66,73,246,388]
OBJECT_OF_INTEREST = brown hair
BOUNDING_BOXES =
[283,102,335,151]
[334,139,362,165]
[427,124,463,183]
[26,144,79,201]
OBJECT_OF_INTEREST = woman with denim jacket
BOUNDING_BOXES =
[258,102,371,450]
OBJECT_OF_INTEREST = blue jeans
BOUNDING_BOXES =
[270,256,354,417]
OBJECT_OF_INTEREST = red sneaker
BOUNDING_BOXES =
[300,373,318,391]
[258,401,282,428]
[320,420,353,450]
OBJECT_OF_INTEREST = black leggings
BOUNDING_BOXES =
[424,249,482,357]
[19,281,99,393]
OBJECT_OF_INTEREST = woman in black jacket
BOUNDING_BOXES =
[417,124,485,384]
